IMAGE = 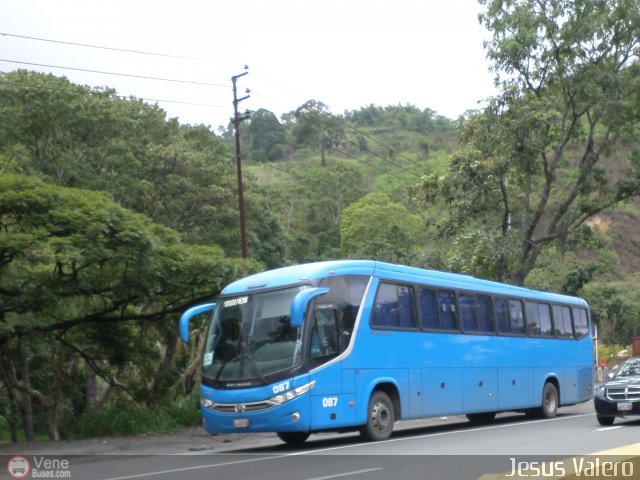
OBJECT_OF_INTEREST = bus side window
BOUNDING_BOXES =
[372,283,416,330]
[561,306,573,338]
[494,298,510,333]
[525,302,540,335]
[538,303,553,336]
[476,295,493,333]
[459,293,476,331]
[418,288,439,329]
[437,290,458,330]
[572,308,589,339]
[509,300,525,334]
[460,293,493,333]
[552,305,573,338]
[526,302,553,337]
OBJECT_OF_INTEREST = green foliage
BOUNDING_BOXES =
[0,70,286,267]
[597,343,632,367]
[340,192,423,261]
[245,109,289,162]
[0,173,256,336]
[583,281,640,345]
[0,173,258,439]
[289,100,344,166]
[421,0,640,285]
[524,246,603,294]
[69,394,201,438]
[445,230,518,281]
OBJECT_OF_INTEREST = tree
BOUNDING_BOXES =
[269,163,368,261]
[245,109,288,162]
[0,173,258,439]
[583,281,640,344]
[421,0,640,284]
[290,100,344,166]
[340,192,423,261]
[0,70,288,267]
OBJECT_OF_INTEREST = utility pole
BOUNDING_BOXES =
[232,66,250,258]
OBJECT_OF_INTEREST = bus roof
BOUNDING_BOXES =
[220,260,587,307]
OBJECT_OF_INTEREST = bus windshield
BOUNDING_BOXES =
[202,286,307,383]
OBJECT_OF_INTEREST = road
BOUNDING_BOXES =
[3,402,639,480]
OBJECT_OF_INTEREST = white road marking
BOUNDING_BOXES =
[594,425,624,432]
[305,468,383,480]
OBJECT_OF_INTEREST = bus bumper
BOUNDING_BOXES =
[199,384,312,434]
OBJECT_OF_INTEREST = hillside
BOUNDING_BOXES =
[239,107,640,281]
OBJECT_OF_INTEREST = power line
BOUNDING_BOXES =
[0,59,230,87]
[0,80,231,110]
[329,112,428,175]
[2,32,437,174]
[2,32,436,174]
[330,130,423,179]
[0,32,232,65]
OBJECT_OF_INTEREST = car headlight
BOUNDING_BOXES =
[595,385,606,398]
[270,381,316,405]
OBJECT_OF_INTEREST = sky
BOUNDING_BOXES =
[0,0,497,130]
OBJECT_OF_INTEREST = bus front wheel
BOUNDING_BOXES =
[276,431,310,445]
[359,390,395,441]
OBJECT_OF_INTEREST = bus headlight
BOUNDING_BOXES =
[270,381,316,405]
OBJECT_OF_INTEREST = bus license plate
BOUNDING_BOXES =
[618,402,633,412]
[234,418,250,429]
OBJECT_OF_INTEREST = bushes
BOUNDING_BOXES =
[69,395,201,439]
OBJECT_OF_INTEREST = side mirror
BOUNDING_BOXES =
[179,303,216,343]
[290,287,329,328]
[607,372,615,380]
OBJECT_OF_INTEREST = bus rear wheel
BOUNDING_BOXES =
[276,431,310,445]
[534,382,559,419]
[359,390,395,441]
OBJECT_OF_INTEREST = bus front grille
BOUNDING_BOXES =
[206,400,276,413]
[606,385,640,401]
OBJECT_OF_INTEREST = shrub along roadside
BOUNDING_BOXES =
[68,395,201,439]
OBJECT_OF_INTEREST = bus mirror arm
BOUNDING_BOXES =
[179,303,216,343]
[290,288,329,328]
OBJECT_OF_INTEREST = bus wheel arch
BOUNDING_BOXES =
[359,383,399,441]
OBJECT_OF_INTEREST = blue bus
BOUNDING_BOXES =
[179,260,594,444]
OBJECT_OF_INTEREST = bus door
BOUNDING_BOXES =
[308,305,356,429]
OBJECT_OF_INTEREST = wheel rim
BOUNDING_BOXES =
[371,400,391,432]
[544,388,557,413]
